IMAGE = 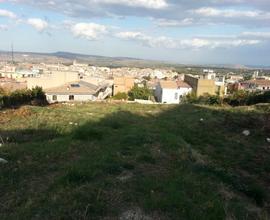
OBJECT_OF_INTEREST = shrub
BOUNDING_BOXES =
[223,90,270,106]
[184,92,198,104]
[207,95,222,105]
[184,89,270,107]
[185,93,222,105]
[0,86,47,108]
[113,92,128,100]
[128,85,152,101]
[247,91,270,105]
[0,94,3,107]
[31,86,46,100]
[223,90,249,106]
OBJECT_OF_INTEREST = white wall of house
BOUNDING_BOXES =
[155,85,192,104]
[258,85,270,91]
[46,94,96,103]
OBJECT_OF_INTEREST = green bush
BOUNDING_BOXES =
[184,92,198,104]
[0,86,47,108]
[207,95,222,105]
[112,92,128,100]
[247,91,270,105]
[223,90,270,106]
[185,90,270,107]
[223,90,249,106]
[185,93,222,105]
[31,86,46,100]
[128,85,152,101]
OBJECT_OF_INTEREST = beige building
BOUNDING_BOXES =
[45,81,112,103]
[25,71,80,89]
[113,77,135,95]
[45,81,99,103]
[0,78,27,92]
[184,75,216,96]
[184,74,226,97]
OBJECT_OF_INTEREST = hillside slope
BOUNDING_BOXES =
[0,103,269,219]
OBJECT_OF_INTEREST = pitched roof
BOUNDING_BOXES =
[243,79,270,86]
[45,81,99,95]
[159,80,191,89]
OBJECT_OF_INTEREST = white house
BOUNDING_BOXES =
[155,80,192,104]
[45,81,111,103]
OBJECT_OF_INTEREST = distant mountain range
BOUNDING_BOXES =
[0,50,269,70]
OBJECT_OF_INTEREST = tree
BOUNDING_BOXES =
[31,86,46,100]
[142,75,151,81]
[128,85,152,101]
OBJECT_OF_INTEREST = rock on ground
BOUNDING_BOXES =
[242,130,250,136]
[0,158,8,164]
[120,208,152,220]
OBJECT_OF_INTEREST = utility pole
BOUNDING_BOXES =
[11,43,14,64]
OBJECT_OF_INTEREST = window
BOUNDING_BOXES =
[52,95,57,101]
[69,95,74,101]
[174,93,178,100]
[70,84,80,88]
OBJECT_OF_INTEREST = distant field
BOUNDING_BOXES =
[0,103,270,219]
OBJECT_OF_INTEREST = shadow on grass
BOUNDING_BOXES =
[0,104,269,219]
[0,129,60,144]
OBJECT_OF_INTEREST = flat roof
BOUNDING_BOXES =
[159,80,191,89]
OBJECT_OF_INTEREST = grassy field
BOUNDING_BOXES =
[0,102,270,219]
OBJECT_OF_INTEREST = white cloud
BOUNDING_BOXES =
[154,18,194,27]
[116,31,260,49]
[96,0,168,9]
[193,7,270,19]
[0,24,8,31]
[11,0,270,27]
[242,31,270,39]
[71,22,108,40]
[0,9,17,19]
[27,18,48,32]
[116,32,146,40]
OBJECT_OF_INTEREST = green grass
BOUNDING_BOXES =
[0,103,269,219]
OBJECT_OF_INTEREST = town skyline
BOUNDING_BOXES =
[0,1,270,65]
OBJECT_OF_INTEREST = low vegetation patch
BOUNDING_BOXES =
[185,90,270,107]
[0,103,269,219]
[0,86,47,109]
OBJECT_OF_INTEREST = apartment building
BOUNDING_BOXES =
[113,76,135,95]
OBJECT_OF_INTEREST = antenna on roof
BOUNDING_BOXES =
[11,43,14,64]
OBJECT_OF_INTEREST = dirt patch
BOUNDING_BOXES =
[0,111,11,123]
[13,106,33,117]
[49,103,62,109]
[0,106,35,124]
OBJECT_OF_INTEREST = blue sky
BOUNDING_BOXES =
[0,0,270,65]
